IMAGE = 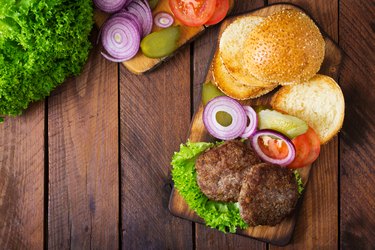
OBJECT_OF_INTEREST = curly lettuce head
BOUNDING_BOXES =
[0,0,93,117]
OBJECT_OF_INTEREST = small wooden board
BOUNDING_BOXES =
[168,4,342,246]
[94,0,236,74]
[94,0,207,74]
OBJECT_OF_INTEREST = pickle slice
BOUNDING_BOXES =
[202,81,225,105]
[141,26,181,58]
[258,109,308,138]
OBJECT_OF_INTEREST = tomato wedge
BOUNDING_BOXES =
[205,0,229,25]
[258,136,290,160]
[288,127,321,168]
[169,0,217,26]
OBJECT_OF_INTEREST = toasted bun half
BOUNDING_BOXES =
[244,9,325,85]
[271,74,345,144]
[219,16,275,88]
[212,52,277,100]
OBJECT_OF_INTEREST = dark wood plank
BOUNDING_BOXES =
[0,103,44,249]
[47,48,119,249]
[194,1,268,249]
[196,224,266,250]
[268,0,339,249]
[339,0,375,248]
[120,46,193,248]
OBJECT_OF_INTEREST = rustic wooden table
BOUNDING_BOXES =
[0,0,374,249]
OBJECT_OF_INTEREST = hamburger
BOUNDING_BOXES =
[170,7,343,235]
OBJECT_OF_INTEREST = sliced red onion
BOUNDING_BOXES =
[101,16,140,62]
[240,106,258,139]
[111,12,142,34]
[123,0,134,8]
[94,0,129,13]
[126,0,153,37]
[154,12,174,28]
[101,52,130,62]
[203,96,247,140]
[251,129,296,167]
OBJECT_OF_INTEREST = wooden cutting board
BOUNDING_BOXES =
[94,0,233,74]
[94,0,205,74]
[168,3,342,246]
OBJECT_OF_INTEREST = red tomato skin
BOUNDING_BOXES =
[205,0,229,25]
[302,127,321,164]
[258,137,289,160]
[288,127,321,169]
[169,0,217,26]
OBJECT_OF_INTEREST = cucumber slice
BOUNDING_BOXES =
[258,109,308,138]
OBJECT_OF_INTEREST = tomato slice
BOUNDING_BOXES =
[258,136,289,160]
[288,127,321,168]
[302,127,321,165]
[169,0,217,27]
[205,0,229,25]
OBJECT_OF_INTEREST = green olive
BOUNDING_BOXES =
[201,81,225,105]
[216,111,233,127]
[148,0,159,9]
[141,26,180,58]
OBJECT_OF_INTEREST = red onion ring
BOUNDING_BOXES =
[101,16,140,62]
[101,52,130,62]
[203,96,247,140]
[126,0,153,37]
[154,12,174,28]
[240,106,258,139]
[111,12,142,34]
[251,129,296,166]
[94,0,129,13]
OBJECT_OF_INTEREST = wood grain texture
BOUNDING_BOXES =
[339,0,375,248]
[193,1,268,249]
[169,3,342,246]
[0,103,44,249]
[195,224,266,250]
[268,0,339,248]
[120,45,193,249]
[47,48,119,249]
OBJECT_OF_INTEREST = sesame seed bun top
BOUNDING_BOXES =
[243,9,325,85]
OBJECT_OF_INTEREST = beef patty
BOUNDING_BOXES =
[195,140,261,202]
[238,163,299,226]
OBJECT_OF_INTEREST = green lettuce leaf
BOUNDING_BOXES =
[171,141,248,233]
[294,170,304,195]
